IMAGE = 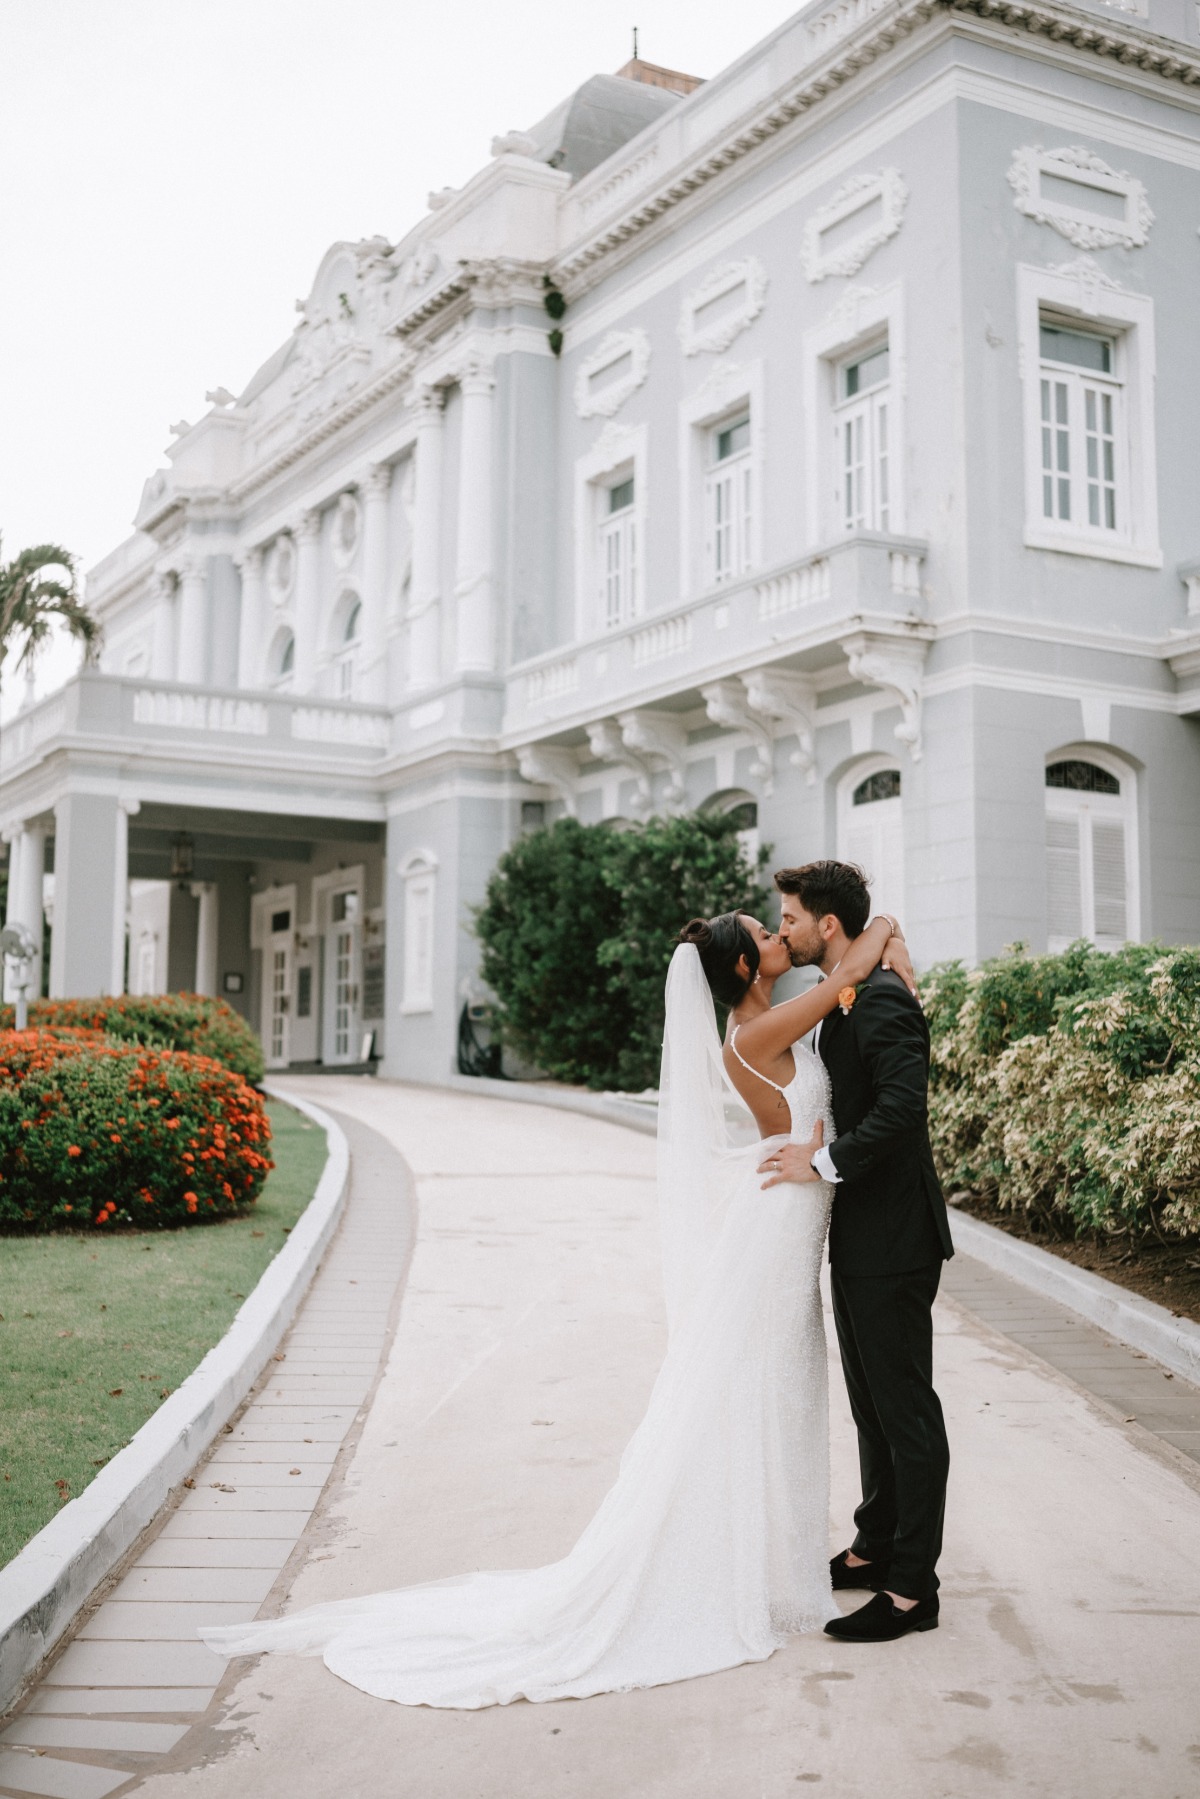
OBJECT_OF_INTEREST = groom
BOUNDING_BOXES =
[765,860,953,1643]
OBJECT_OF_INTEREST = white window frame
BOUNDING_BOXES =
[574,422,647,637]
[1017,264,1160,569]
[678,359,763,600]
[833,341,892,534]
[598,473,638,630]
[802,283,905,549]
[836,755,906,922]
[399,849,438,1015]
[705,412,754,586]
[250,883,299,1070]
[1044,745,1139,952]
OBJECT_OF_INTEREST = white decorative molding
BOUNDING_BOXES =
[331,491,361,568]
[290,707,389,749]
[800,169,908,283]
[516,743,579,815]
[678,257,769,355]
[687,359,748,419]
[524,658,579,706]
[1007,145,1154,251]
[1043,255,1125,319]
[574,329,651,420]
[132,690,269,736]
[630,613,692,666]
[701,680,775,791]
[841,631,929,760]
[889,549,923,598]
[490,130,538,158]
[1178,560,1200,618]
[586,717,655,813]
[757,559,831,618]
[742,667,819,785]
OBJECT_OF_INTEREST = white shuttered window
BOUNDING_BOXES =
[835,344,890,533]
[705,416,752,585]
[1045,759,1133,950]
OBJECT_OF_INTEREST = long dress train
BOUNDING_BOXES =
[199,948,837,1707]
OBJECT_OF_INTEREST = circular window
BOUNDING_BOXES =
[1046,759,1119,795]
[852,770,901,806]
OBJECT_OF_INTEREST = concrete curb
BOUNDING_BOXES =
[0,1085,349,1717]
[436,1073,1200,1385]
[947,1208,1200,1385]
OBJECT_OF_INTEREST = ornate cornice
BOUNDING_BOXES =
[387,258,548,341]
[551,0,1200,291]
[227,353,414,506]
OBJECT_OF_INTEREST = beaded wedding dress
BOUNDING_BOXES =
[200,945,837,1707]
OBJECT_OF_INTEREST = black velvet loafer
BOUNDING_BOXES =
[829,1549,891,1592]
[824,1590,939,1641]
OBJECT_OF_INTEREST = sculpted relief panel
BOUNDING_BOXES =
[1007,145,1153,251]
[800,169,908,283]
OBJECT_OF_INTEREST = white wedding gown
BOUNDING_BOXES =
[200,947,837,1706]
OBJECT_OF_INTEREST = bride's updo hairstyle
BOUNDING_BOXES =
[676,912,759,1007]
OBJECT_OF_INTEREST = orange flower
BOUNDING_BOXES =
[837,986,858,1014]
[67,1145,82,1157]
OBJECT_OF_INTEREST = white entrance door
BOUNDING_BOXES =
[839,767,905,921]
[264,909,293,1069]
[327,889,360,1064]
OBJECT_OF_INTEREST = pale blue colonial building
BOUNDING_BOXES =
[3,0,1199,1078]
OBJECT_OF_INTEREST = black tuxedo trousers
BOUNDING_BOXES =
[818,967,952,1600]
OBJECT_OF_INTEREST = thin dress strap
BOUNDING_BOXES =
[728,1026,789,1095]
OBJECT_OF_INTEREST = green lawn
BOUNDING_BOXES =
[0,1099,328,1568]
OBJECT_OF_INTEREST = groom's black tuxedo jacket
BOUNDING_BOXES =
[817,964,954,1276]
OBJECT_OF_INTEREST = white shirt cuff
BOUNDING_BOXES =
[812,1144,841,1184]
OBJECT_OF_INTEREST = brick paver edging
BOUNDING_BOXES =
[0,1087,349,1718]
[432,1073,1200,1385]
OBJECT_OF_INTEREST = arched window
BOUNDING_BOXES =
[702,790,759,867]
[838,762,904,920]
[334,594,361,699]
[270,630,295,691]
[1045,754,1135,950]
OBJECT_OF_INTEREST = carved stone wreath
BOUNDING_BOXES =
[1007,145,1153,251]
[800,169,908,283]
[573,329,651,420]
[267,534,296,608]
[331,491,361,568]
[678,257,769,355]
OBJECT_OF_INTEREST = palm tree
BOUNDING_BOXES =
[0,539,101,681]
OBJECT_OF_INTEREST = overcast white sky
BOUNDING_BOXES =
[0,0,798,708]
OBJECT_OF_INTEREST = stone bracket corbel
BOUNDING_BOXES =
[516,743,580,817]
[740,668,819,786]
[586,712,687,813]
[700,681,775,794]
[840,630,930,761]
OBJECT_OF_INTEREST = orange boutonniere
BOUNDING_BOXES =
[837,985,858,1015]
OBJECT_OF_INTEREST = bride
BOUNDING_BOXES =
[200,907,910,1707]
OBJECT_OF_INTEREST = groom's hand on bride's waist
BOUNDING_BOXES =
[759,1121,825,1189]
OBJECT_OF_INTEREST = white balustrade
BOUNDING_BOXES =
[291,706,390,748]
[132,689,268,734]
[525,658,579,705]
[631,614,692,666]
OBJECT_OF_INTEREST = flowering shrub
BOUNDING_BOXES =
[0,994,263,1084]
[0,1031,273,1232]
[924,943,1200,1242]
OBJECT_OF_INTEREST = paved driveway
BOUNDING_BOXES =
[6,1076,1199,1799]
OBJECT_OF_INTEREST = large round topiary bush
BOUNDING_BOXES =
[0,994,264,1084]
[0,1030,273,1232]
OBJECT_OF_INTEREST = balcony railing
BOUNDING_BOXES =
[504,531,929,741]
[0,673,393,780]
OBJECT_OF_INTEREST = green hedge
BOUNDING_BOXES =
[476,812,771,1091]
[924,941,1200,1241]
[0,1031,273,1232]
[0,994,263,1084]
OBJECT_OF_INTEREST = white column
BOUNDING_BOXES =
[454,359,496,673]
[235,546,265,690]
[16,822,46,979]
[150,571,178,679]
[292,508,322,692]
[176,555,209,684]
[110,798,139,996]
[407,387,444,691]
[191,882,219,995]
[359,462,391,703]
[2,829,26,1001]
